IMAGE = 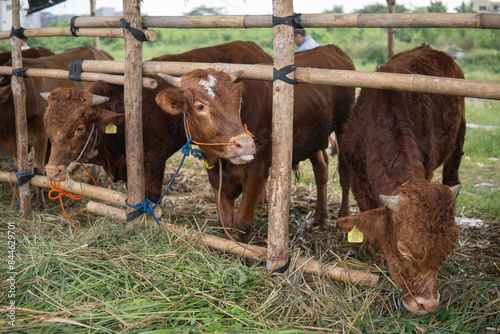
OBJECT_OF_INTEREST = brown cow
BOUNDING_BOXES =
[338,44,465,315]
[0,46,113,206]
[42,41,268,203]
[156,44,355,243]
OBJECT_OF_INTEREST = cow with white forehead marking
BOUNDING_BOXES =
[157,68,256,165]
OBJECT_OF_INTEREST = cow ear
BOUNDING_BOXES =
[337,207,387,241]
[155,88,187,115]
[95,109,124,131]
[0,85,12,104]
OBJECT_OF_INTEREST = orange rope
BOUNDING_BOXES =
[80,163,97,186]
[49,181,82,229]
[399,273,424,309]
[186,115,254,146]
[48,163,97,229]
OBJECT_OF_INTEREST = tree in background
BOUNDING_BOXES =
[354,3,409,13]
[324,5,344,13]
[184,5,226,16]
[427,1,448,12]
[454,1,475,13]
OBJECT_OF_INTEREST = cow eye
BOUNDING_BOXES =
[76,126,85,132]
[195,104,205,112]
[397,242,412,258]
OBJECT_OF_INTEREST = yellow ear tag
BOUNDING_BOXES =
[105,123,117,134]
[348,225,363,243]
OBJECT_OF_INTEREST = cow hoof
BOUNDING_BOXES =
[312,215,327,227]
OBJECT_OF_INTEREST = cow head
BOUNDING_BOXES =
[338,179,460,315]
[156,69,256,165]
[42,88,124,181]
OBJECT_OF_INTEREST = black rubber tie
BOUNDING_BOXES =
[120,18,147,42]
[12,67,28,78]
[273,65,298,85]
[17,172,35,187]
[9,26,27,41]
[70,16,79,37]
[126,209,143,222]
[272,13,303,28]
[68,59,84,81]
[267,256,291,275]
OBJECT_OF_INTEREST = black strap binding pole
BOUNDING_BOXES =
[12,67,29,78]
[68,60,84,81]
[273,65,299,85]
[70,16,80,37]
[120,18,147,42]
[9,26,28,41]
[272,13,303,28]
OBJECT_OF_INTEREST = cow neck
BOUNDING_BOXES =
[58,123,99,188]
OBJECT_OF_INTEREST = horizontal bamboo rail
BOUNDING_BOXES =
[85,201,379,287]
[0,27,157,41]
[0,173,163,218]
[68,13,500,29]
[0,66,158,89]
[77,60,500,100]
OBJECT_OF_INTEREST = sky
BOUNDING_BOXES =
[32,0,470,16]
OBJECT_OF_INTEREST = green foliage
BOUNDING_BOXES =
[427,1,448,13]
[324,5,344,13]
[454,1,475,13]
[457,49,500,73]
[354,3,410,13]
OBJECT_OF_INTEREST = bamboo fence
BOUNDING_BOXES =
[73,60,500,100]
[64,13,500,29]
[0,66,158,89]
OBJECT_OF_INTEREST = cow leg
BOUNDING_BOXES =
[144,152,167,204]
[234,166,267,244]
[337,149,351,217]
[33,134,47,209]
[310,150,329,226]
[212,186,236,239]
[350,175,378,212]
[442,120,466,187]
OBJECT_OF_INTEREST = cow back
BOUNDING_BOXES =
[291,44,356,164]
[149,40,273,64]
[342,44,466,200]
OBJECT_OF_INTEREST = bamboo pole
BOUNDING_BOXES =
[10,0,30,217]
[123,0,146,218]
[267,0,294,274]
[0,27,156,40]
[66,13,500,29]
[0,67,158,89]
[387,0,396,60]
[83,200,379,286]
[90,0,100,49]
[0,173,163,218]
[75,60,500,100]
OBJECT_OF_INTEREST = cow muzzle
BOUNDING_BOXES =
[401,293,440,315]
[227,134,256,165]
[45,164,76,181]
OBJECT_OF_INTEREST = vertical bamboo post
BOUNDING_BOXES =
[10,0,31,217]
[123,0,145,214]
[90,0,100,49]
[387,0,396,60]
[267,0,294,273]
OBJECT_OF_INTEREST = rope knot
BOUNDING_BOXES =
[125,199,160,228]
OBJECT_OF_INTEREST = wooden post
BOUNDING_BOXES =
[90,0,100,49]
[123,0,145,215]
[10,0,31,217]
[267,0,294,274]
[387,0,396,60]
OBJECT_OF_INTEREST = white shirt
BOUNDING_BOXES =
[298,36,319,51]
